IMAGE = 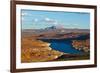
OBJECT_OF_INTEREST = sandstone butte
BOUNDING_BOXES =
[21,38,64,63]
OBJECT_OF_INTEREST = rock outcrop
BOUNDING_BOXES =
[21,38,63,63]
[72,39,90,52]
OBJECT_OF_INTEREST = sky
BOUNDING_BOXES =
[21,9,90,29]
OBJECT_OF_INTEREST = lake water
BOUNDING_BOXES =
[39,35,89,55]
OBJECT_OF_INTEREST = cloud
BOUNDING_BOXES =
[44,17,56,23]
[21,12,31,16]
[34,18,38,22]
[43,17,60,26]
[21,12,27,16]
[32,19,38,25]
[45,18,51,21]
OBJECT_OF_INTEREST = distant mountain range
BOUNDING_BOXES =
[22,25,90,37]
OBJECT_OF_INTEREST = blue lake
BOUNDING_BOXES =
[50,41,83,55]
[40,35,89,55]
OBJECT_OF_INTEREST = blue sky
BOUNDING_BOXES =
[21,9,90,29]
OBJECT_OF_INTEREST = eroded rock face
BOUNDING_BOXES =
[21,38,63,63]
[72,39,90,53]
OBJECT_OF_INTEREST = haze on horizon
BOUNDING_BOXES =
[21,9,90,29]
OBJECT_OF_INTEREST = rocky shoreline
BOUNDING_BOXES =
[72,39,90,52]
[21,38,64,63]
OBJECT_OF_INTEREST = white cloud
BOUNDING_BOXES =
[34,18,38,22]
[21,12,27,16]
[21,12,31,16]
[33,19,38,25]
[44,17,55,23]
[45,18,51,21]
[44,17,59,25]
